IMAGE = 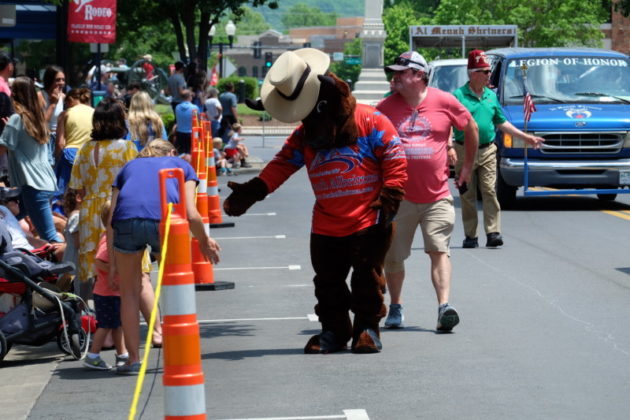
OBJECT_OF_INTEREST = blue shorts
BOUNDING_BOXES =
[113,218,161,255]
[93,294,122,329]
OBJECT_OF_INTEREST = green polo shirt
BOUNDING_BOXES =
[453,82,506,145]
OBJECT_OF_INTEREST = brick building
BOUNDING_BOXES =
[602,3,630,54]
[223,17,364,80]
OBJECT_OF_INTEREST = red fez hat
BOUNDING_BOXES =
[468,50,490,69]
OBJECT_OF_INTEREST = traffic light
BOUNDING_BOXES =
[253,41,261,59]
[264,52,273,68]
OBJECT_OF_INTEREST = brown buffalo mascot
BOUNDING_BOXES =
[224,48,407,353]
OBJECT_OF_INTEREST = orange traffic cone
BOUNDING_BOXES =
[158,168,206,420]
[192,108,199,129]
[190,130,233,291]
[205,132,234,228]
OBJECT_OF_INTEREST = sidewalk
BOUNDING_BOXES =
[221,154,264,177]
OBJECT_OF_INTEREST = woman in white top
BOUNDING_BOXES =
[204,87,222,137]
[38,65,66,166]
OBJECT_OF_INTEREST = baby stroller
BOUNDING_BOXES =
[0,222,90,364]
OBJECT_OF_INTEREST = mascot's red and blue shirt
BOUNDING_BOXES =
[259,104,407,237]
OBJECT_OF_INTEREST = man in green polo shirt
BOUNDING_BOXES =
[453,50,544,248]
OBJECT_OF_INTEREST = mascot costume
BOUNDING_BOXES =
[224,48,407,354]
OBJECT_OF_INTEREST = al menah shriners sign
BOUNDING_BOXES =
[68,0,116,44]
[408,25,518,53]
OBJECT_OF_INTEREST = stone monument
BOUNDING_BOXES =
[360,0,386,68]
[352,0,389,105]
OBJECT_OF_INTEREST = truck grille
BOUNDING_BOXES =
[540,133,625,154]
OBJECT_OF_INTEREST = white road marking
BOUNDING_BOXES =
[215,416,343,420]
[214,235,287,240]
[214,265,301,271]
[215,409,369,420]
[343,409,370,420]
[244,212,277,216]
[197,317,309,323]
[307,313,319,322]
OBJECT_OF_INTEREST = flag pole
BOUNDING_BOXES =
[521,63,530,192]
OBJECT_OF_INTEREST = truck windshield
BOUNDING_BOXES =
[503,56,630,105]
[430,64,468,93]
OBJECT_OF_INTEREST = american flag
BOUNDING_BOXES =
[523,86,536,123]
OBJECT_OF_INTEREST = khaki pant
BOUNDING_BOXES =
[454,142,501,238]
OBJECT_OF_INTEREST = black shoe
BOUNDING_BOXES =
[240,161,253,168]
[486,232,504,247]
[462,237,478,248]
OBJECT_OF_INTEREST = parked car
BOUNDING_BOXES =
[484,47,630,206]
[428,58,468,178]
[427,58,468,93]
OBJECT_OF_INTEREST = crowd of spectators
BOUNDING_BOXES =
[0,51,224,374]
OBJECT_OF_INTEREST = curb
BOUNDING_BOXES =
[241,126,295,136]
[219,155,264,177]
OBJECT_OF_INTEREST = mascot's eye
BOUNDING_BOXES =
[316,100,328,114]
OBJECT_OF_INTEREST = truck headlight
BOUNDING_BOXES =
[503,133,526,148]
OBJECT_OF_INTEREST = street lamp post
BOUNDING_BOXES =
[208,20,236,79]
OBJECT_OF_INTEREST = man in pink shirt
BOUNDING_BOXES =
[377,51,479,332]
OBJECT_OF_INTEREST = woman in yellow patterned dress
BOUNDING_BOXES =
[69,98,138,284]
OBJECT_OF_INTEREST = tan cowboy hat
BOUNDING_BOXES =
[261,48,330,123]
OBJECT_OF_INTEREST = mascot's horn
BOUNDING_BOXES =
[245,97,265,111]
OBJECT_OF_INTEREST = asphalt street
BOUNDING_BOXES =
[3,135,630,419]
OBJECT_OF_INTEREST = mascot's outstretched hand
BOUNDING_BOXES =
[369,187,405,227]
[223,177,269,216]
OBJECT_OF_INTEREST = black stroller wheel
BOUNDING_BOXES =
[57,329,88,360]
[0,330,8,363]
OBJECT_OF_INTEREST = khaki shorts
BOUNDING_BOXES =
[385,197,455,272]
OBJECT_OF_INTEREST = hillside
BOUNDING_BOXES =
[253,0,365,32]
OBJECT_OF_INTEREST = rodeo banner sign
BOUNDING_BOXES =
[67,0,116,43]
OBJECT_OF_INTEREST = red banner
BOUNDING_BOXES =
[67,0,117,44]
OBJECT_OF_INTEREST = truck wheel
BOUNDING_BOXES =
[0,330,8,362]
[597,193,617,201]
[497,172,517,209]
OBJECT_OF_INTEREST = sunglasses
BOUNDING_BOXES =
[394,57,425,68]
[473,69,492,75]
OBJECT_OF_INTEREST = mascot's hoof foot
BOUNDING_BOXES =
[304,331,347,354]
[352,329,382,354]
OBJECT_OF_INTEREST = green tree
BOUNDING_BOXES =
[232,7,272,35]
[330,38,362,85]
[116,0,279,68]
[382,2,424,66]
[281,3,337,29]
[432,0,608,47]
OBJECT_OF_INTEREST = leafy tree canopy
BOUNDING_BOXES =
[383,0,611,64]
[433,0,608,48]
[115,0,279,68]
[281,3,337,29]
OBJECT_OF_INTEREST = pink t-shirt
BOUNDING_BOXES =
[377,88,471,204]
[93,234,120,297]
